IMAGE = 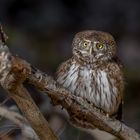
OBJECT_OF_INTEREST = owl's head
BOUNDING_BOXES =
[72,30,117,64]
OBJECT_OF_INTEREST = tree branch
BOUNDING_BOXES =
[0,26,139,140]
[0,43,58,139]
[28,64,140,140]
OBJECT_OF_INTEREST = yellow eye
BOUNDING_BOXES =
[96,43,104,49]
[83,41,88,48]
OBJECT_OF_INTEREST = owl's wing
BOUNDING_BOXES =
[116,57,124,120]
[56,58,73,82]
[111,56,124,120]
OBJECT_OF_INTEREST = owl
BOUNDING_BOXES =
[56,30,124,120]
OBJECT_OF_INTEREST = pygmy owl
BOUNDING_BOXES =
[56,30,124,120]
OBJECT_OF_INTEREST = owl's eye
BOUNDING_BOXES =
[96,43,104,50]
[83,41,89,48]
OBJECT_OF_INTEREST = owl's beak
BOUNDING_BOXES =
[89,47,94,54]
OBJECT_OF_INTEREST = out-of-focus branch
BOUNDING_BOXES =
[0,25,139,140]
[0,106,39,140]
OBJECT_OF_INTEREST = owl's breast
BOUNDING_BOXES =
[57,63,120,115]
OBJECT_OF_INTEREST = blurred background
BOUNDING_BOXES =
[0,0,140,139]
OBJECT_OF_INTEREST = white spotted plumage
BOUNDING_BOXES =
[57,60,119,114]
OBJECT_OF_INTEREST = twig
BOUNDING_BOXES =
[0,24,8,44]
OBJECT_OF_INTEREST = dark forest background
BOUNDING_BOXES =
[0,0,140,139]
